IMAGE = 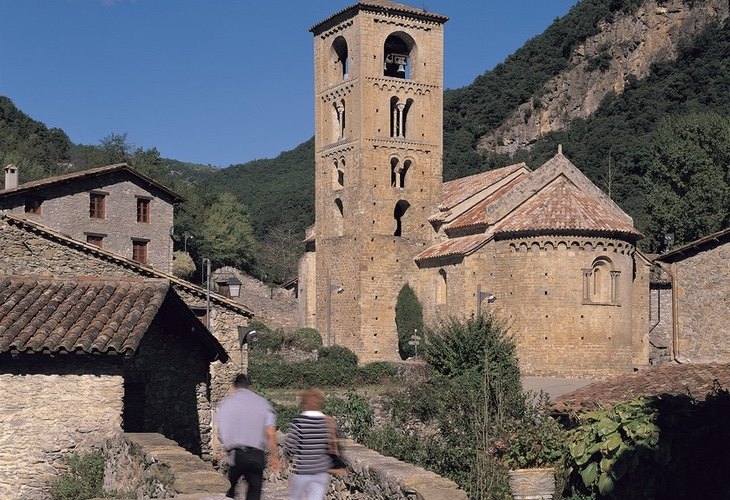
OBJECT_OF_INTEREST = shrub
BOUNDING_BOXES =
[324,390,375,442]
[395,284,424,359]
[249,321,284,354]
[50,449,104,500]
[289,328,323,351]
[318,345,358,366]
[249,359,358,388]
[358,361,398,384]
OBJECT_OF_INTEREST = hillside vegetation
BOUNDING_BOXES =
[2,0,728,281]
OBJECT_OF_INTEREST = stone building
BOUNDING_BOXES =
[300,0,650,377]
[0,213,255,478]
[651,227,730,364]
[0,275,227,499]
[1,163,180,273]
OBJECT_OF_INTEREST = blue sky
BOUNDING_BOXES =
[1,0,578,167]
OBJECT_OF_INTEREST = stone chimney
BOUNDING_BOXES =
[4,164,18,190]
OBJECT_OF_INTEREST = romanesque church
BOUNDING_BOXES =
[299,0,651,378]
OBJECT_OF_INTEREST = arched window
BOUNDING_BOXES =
[437,269,447,305]
[332,159,344,190]
[384,33,416,79]
[333,100,345,141]
[399,159,412,188]
[335,198,343,217]
[390,97,413,139]
[393,200,410,236]
[390,157,399,187]
[334,198,344,237]
[332,36,349,80]
[583,257,620,305]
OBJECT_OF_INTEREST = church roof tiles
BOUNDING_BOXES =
[440,163,527,210]
[414,233,492,263]
[493,175,642,238]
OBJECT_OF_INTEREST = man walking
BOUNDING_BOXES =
[216,373,279,499]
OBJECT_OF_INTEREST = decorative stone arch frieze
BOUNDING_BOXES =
[373,16,437,31]
[318,20,354,40]
[506,237,633,255]
[320,83,355,103]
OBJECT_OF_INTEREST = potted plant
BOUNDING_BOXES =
[492,402,567,499]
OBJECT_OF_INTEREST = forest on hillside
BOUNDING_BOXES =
[1,0,728,283]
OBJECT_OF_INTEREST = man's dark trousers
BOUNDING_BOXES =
[227,447,265,500]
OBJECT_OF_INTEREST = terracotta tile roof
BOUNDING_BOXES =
[654,226,730,263]
[445,174,529,232]
[494,176,642,238]
[0,277,168,355]
[552,363,730,414]
[0,213,254,317]
[0,163,183,203]
[414,233,493,263]
[440,163,527,210]
[310,0,448,33]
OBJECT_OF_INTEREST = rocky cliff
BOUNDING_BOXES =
[478,0,730,155]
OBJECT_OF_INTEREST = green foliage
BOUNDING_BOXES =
[394,284,424,359]
[585,49,612,73]
[323,390,375,442]
[201,192,257,272]
[424,314,523,412]
[318,345,358,366]
[566,398,663,497]
[289,328,323,351]
[492,395,567,469]
[248,359,358,388]
[248,321,283,354]
[358,361,398,384]
[645,112,730,248]
[50,449,104,500]
[172,250,196,279]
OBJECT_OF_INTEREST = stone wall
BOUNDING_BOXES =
[649,285,673,365]
[0,217,250,459]
[671,242,730,363]
[212,266,298,332]
[0,356,124,500]
[0,171,175,273]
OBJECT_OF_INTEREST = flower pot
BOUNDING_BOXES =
[508,467,555,500]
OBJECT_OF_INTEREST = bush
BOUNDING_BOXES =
[318,345,358,366]
[395,284,424,359]
[289,328,323,351]
[249,321,284,354]
[324,390,375,442]
[249,359,358,388]
[50,449,104,500]
[358,361,398,384]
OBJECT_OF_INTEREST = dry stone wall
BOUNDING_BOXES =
[0,357,123,500]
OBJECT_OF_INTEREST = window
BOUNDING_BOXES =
[393,200,410,236]
[24,197,42,214]
[333,100,345,141]
[583,257,620,305]
[332,36,349,80]
[132,240,148,264]
[136,198,150,223]
[437,269,447,305]
[384,33,415,79]
[89,193,106,219]
[86,234,104,248]
[389,97,413,139]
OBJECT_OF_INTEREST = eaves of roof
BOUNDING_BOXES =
[0,213,254,317]
[0,163,184,204]
[654,227,730,263]
[310,0,448,34]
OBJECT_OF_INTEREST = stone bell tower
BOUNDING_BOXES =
[308,1,448,362]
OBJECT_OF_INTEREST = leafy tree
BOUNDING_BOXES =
[394,284,424,359]
[200,192,257,272]
[645,112,730,248]
[172,250,196,279]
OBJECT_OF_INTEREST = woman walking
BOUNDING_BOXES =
[284,388,344,500]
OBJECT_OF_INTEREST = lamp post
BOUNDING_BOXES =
[202,258,211,331]
[184,234,194,253]
[326,278,344,347]
[476,284,496,316]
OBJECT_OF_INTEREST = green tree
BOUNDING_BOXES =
[172,250,196,279]
[645,112,730,248]
[395,284,424,359]
[201,192,257,271]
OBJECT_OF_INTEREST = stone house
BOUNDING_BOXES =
[1,162,181,273]
[651,227,730,365]
[299,0,650,378]
[1,212,255,487]
[0,275,228,499]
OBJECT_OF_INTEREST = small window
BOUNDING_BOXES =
[90,193,106,219]
[86,234,104,248]
[24,197,42,214]
[137,198,150,223]
[132,240,148,264]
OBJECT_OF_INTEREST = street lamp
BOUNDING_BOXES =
[476,284,496,316]
[227,277,242,298]
[202,258,211,331]
[326,280,344,347]
[184,234,194,253]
